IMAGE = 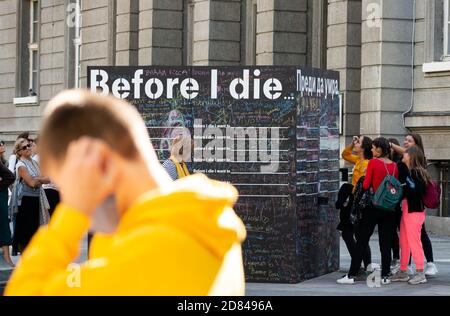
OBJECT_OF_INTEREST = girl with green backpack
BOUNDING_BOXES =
[338,137,399,285]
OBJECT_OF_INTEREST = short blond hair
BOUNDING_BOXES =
[13,138,28,157]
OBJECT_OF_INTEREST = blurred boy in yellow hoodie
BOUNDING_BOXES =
[5,90,246,296]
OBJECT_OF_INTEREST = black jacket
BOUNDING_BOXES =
[397,162,409,184]
[403,169,427,213]
[336,183,354,231]
[0,162,15,191]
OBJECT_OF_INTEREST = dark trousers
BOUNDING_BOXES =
[421,224,434,263]
[349,207,395,278]
[44,188,60,217]
[392,209,402,260]
[341,226,372,269]
[12,196,40,255]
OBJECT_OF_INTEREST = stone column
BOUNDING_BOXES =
[360,0,414,139]
[192,0,241,66]
[256,0,308,65]
[0,0,20,140]
[327,0,362,146]
[138,0,183,65]
[79,0,116,87]
[115,0,139,66]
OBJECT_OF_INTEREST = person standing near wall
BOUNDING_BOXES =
[10,138,50,255]
[0,140,15,267]
[391,146,431,284]
[339,135,377,273]
[162,134,191,181]
[8,132,32,174]
[391,133,438,276]
[338,137,398,285]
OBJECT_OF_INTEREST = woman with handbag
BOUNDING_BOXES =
[390,133,437,276]
[162,134,191,180]
[338,135,376,273]
[338,137,398,285]
[11,138,51,255]
[390,146,431,285]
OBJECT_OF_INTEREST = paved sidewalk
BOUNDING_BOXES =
[3,233,449,295]
[246,234,450,296]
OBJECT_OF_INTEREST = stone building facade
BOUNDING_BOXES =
[0,0,450,222]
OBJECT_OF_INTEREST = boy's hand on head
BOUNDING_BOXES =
[58,137,115,217]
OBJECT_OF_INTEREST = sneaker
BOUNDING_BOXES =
[337,275,356,285]
[390,259,400,274]
[407,264,415,275]
[381,277,391,285]
[408,272,427,285]
[425,262,438,276]
[390,270,410,282]
[366,263,380,272]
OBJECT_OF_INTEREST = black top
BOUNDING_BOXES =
[402,168,427,213]
[397,161,409,184]
[0,162,15,191]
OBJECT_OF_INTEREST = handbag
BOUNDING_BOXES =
[8,177,23,218]
[423,180,441,209]
[350,176,372,225]
[358,187,373,210]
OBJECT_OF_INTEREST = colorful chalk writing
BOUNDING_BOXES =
[88,66,340,283]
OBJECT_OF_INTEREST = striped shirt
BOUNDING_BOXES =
[162,159,178,180]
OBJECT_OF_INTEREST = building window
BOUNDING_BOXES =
[29,0,39,94]
[445,0,450,58]
[15,0,40,99]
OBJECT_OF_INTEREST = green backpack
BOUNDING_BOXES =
[372,160,403,212]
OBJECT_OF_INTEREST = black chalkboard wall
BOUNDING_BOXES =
[88,66,340,283]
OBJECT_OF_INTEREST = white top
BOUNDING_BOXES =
[8,154,16,173]
[32,154,58,191]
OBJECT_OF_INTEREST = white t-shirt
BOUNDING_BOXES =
[32,154,58,191]
[8,154,16,173]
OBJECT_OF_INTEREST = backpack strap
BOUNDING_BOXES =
[379,158,395,177]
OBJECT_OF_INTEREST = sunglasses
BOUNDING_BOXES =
[20,144,31,151]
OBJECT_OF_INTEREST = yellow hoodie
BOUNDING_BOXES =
[5,174,247,296]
